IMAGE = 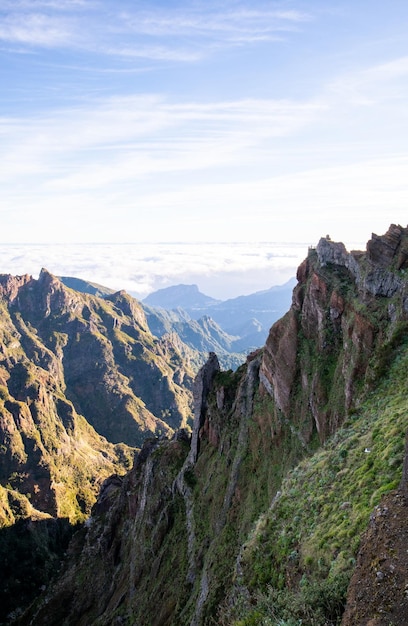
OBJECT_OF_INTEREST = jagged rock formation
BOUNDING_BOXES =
[261,224,408,441]
[9,225,408,625]
[61,278,253,371]
[142,305,246,371]
[59,276,248,371]
[0,268,194,453]
[0,269,197,622]
[188,351,220,464]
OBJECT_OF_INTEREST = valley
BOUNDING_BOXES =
[1,225,408,625]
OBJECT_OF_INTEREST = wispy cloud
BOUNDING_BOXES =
[0,1,312,61]
[119,7,310,40]
[0,94,324,189]
[0,1,89,7]
[2,49,408,246]
[0,12,74,47]
[328,55,408,106]
[2,3,407,252]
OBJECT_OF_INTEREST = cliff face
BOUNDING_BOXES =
[12,225,408,625]
[261,224,408,442]
[0,269,197,623]
[0,268,196,524]
[20,353,257,626]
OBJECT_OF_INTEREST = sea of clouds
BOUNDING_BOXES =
[0,240,364,300]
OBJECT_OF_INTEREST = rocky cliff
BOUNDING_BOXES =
[0,268,195,516]
[9,225,408,625]
[261,225,408,443]
[0,269,197,623]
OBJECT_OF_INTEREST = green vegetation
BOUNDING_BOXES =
[220,336,408,625]
[3,237,408,625]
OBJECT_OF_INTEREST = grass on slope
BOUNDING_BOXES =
[223,337,408,626]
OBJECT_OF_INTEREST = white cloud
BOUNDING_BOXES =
[1,73,407,248]
[106,45,203,63]
[119,7,310,40]
[2,5,408,253]
[0,241,308,299]
[328,55,408,106]
[0,1,312,60]
[0,11,76,47]
[0,1,89,8]
[0,95,325,190]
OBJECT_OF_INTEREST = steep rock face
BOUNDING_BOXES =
[18,353,264,626]
[188,351,220,464]
[0,269,196,623]
[14,226,408,626]
[260,224,408,441]
[0,269,193,448]
[20,433,192,626]
[366,223,408,270]
[0,268,195,522]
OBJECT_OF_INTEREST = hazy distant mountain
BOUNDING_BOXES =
[200,279,296,334]
[143,283,220,310]
[60,276,296,363]
[143,278,296,351]
[143,305,246,370]
[143,306,235,351]
[59,278,246,370]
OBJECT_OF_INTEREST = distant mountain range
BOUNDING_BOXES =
[60,277,296,369]
[15,224,408,626]
[143,279,296,353]
[143,283,220,310]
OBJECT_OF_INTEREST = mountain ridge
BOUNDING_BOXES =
[0,267,196,525]
[59,276,295,369]
[143,283,221,310]
[143,278,295,339]
[13,223,408,625]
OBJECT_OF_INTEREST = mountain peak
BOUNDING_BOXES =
[143,283,220,309]
[367,223,408,269]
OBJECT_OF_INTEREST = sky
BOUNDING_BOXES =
[1,1,408,296]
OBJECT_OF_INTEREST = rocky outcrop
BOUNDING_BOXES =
[341,490,408,626]
[0,269,194,449]
[9,225,408,626]
[317,224,408,298]
[366,223,408,269]
[0,273,31,303]
[189,352,220,464]
[316,236,359,275]
[261,224,408,442]
[172,352,220,591]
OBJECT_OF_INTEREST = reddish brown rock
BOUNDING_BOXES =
[341,491,408,626]
[367,223,406,267]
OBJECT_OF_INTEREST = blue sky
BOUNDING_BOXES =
[1,0,408,247]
